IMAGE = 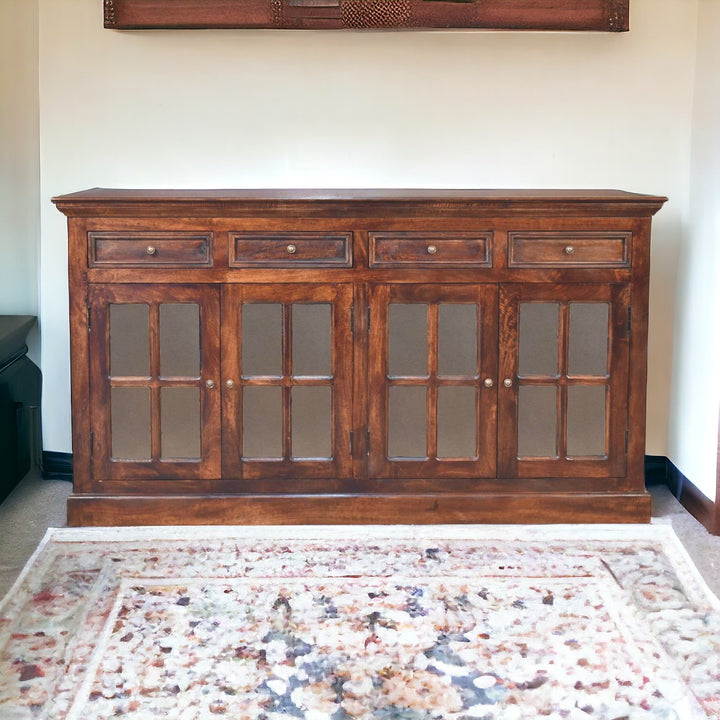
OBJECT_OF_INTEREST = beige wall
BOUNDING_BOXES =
[670,0,720,500]
[0,0,39,352]
[36,0,699,461]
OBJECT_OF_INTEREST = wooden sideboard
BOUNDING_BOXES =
[53,189,666,526]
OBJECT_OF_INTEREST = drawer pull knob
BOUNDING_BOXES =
[503,378,513,388]
[205,379,215,389]
[146,245,157,255]
[225,379,235,389]
[286,244,297,254]
[483,378,495,388]
[564,245,575,255]
[427,245,438,255]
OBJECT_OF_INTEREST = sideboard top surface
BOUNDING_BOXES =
[53,188,668,219]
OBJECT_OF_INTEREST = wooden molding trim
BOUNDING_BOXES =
[103,0,629,32]
[677,475,718,535]
[661,457,720,536]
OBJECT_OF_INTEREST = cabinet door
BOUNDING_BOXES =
[88,284,221,480]
[222,284,353,482]
[498,284,630,478]
[368,284,498,479]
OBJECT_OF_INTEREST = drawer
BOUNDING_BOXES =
[89,232,212,267]
[508,232,631,268]
[230,232,352,268]
[369,232,492,267]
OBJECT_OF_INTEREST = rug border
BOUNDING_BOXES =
[4,523,719,612]
[0,527,56,614]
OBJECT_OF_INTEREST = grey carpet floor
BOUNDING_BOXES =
[1,470,719,600]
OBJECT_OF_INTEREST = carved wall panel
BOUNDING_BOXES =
[103,0,629,32]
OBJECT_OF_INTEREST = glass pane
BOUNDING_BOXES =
[243,386,282,459]
[111,387,150,459]
[519,303,559,377]
[388,386,427,459]
[437,386,477,459]
[518,386,557,457]
[567,386,607,457]
[161,387,200,459]
[160,304,200,377]
[438,304,478,377]
[293,304,331,377]
[389,304,427,377]
[243,304,281,377]
[292,386,331,459]
[110,304,149,377]
[569,303,609,376]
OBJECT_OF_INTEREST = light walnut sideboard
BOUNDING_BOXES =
[53,189,666,526]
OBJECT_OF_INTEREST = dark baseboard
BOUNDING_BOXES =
[41,451,73,481]
[644,455,670,487]
[645,454,718,535]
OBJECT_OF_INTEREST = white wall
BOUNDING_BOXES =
[0,0,39,354]
[38,0,697,456]
[669,0,720,501]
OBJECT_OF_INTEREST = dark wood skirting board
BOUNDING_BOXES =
[67,492,651,526]
[646,454,719,536]
[103,0,629,32]
[668,461,720,536]
[677,480,718,535]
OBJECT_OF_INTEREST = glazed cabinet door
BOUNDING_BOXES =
[498,284,630,479]
[88,284,221,480]
[368,284,498,479]
[222,284,353,482]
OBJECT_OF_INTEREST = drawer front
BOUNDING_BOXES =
[508,232,631,268]
[89,232,212,267]
[230,232,352,268]
[370,232,492,267]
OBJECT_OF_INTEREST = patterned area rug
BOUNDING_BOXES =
[1,524,719,719]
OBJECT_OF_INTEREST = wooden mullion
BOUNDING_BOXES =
[149,303,162,460]
[566,375,610,386]
[243,376,293,386]
[283,303,293,461]
[558,303,570,460]
[109,376,154,387]
[427,303,439,460]
[289,377,334,387]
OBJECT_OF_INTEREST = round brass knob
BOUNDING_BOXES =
[564,245,575,255]
[146,246,157,255]
[205,379,215,389]
[225,379,235,389]
[503,378,513,388]
[483,378,494,388]
[427,245,438,255]
[286,244,297,254]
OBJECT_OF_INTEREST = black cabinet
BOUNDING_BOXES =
[0,316,41,502]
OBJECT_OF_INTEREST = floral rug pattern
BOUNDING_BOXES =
[0,524,719,719]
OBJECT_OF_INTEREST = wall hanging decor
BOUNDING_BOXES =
[103,0,629,32]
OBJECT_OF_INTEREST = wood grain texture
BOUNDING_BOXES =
[102,0,629,31]
[54,188,665,526]
[369,232,492,268]
[67,491,651,526]
[89,232,212,267]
